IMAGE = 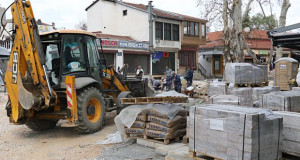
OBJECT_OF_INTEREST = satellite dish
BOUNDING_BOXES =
[244,27,250,33]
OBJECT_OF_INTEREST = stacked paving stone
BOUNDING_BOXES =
[260,91,300,112]
[207,81,227,96]
[209,94,241,105]
[274,111,300,156]
[227,87,253,106]
[252,86,280,107]
[189,104,283,160]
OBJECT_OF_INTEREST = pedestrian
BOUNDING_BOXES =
[151,78,161,91]
[171,72,182,93]
[136,65,144,78]
[185,67,194,87]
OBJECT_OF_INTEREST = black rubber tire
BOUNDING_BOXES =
[77,87,105,133]
[25,120,57,131]
[116,91,132,114]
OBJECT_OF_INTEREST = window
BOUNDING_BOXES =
[86,36,99,68]
[123,10,127,16]
[172,24,179,41]
[184,21,199,37]
[179,51,196,68]
[155,22,163,40]
[62,35,86,74]
[195,23,199,36]
[124,54,149,74]
[201,23,206,38]
[164,23,171,40]
[184,21,188,35]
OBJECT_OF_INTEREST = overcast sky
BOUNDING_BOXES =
[1,0,300,31]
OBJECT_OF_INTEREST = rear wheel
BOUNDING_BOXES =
[77,87,105,133]
[25,120,57,131]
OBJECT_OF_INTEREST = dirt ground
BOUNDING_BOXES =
[0,93,118,160]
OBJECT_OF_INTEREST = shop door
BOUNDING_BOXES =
[213,55,222,74]
[152,52,175,75]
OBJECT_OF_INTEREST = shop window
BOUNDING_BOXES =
[179,51,196,68]
[155,22,163,40]
[184,21,199,37]
[164,23,171,40]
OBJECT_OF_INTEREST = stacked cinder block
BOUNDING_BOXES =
[260,91,300,112]
[274,111,300,156]
[227,87,252,106]
[207,81,227,96]
[189,104,283,160]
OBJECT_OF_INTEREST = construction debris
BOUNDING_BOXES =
[189,104,283,160]
[274,111,300,157]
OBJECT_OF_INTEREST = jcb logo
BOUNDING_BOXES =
[12,52,18,84]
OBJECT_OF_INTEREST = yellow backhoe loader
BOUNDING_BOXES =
[2,0,149,133]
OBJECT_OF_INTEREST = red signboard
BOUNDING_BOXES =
[102,40,118,46]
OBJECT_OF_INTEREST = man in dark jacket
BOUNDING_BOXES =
[185,67,194,87]
[171,72,182,93]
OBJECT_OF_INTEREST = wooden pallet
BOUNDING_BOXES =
[182,135,189,144]
[142,134,181,145]
[120,96,188,105]
[189,151,222,160]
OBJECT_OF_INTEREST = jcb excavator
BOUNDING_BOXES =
[2,0,148,133]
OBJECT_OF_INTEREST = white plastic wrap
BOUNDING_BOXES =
[274,111,300,156]
[207,81,227,96]
[209,95,240,105]
[252,86,280,107]
[227,87,252,106]
[189,104,283,160]
[225,63,268,84]
[260,91,300,112]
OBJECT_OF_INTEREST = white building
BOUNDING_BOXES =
[86,0,183,75]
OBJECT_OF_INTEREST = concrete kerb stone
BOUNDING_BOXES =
[155,143,187,156]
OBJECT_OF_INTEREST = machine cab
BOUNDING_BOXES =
[40,30,103,88]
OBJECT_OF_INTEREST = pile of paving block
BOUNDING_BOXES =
[124,104,187,145]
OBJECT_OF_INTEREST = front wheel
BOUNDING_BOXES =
[77,87,105,133]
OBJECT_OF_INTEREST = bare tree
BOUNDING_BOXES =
[275,0,291,60]
[75,20,87,31]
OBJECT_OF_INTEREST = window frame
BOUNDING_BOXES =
[172,24,179,41]
[164,23,171,41]
[179,51,196,68]
[201,23,206,38]
[184,21,200,37]
[155,22,163,40]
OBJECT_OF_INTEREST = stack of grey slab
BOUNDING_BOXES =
[227,87,252,106]
[189,104,283,160]
[209,95,240,105]
[225,63,268,85]
[292,87,300,91]
[207,81,227,96]
[252,86,280,107]
[260,91,300,112]
[274,111,300,156]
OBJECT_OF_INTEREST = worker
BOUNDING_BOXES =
[165,66,172,78]
[151,78,161,91]
[136,65,144,77]
[171,72,182,93]
[185,67,194,87]
[64,46,73,65]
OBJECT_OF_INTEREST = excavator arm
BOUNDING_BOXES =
[4,0,57,123]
